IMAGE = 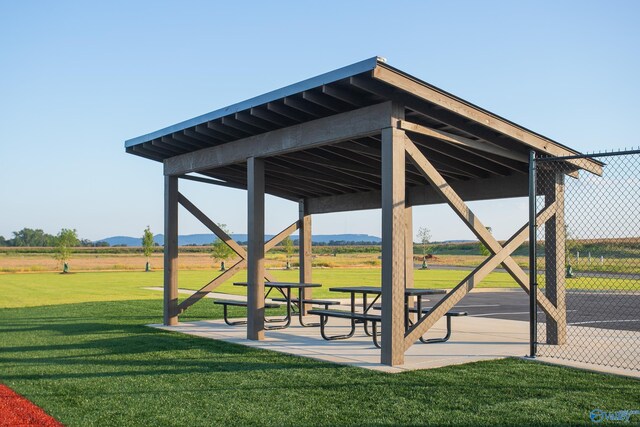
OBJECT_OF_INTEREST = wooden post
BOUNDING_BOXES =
[405,206,414,304]
[544,171,567,345]
[381,126,406,366]
[299,200,312,314]
[163,175,179,326]
[247,157,265,340]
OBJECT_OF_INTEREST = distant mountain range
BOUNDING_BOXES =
[96,233,382,246]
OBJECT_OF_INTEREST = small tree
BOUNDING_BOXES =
[211,224,234,270]
[565,225,577,278]
[417,227,431,269]
[282,236,294,269]
[479,226,493,257]
[55,228,79,273]
[142,226,154,272]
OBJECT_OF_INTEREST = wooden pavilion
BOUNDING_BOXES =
[125,57,601,366]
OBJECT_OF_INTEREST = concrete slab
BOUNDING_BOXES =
[144,287,638,377]
[149,315,530,373]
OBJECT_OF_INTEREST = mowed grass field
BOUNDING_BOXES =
[1,267,638,309]
[1,270,639,426]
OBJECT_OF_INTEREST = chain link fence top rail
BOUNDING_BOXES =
[534,151,640,371]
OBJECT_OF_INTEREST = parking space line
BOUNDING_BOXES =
[472,310,577,317]
[454,304,501,308]
[569,319,640,325]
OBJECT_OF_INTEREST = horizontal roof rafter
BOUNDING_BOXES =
[164,102,394,176]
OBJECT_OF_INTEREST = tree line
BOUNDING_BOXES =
[0,228,108,247]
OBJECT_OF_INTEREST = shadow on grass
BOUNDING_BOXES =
[1,299,639,426]
[0,300,334,382]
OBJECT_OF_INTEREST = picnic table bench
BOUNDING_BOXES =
[213,299,280,326]
[271,297,340,326]
[372,305,468,343]
[307,309,382,344]
[310,286,470,347]
[232,281,322,329]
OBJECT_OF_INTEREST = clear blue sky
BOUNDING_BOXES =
[1,1,639,242]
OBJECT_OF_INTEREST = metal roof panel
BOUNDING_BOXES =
[125,56,381,148]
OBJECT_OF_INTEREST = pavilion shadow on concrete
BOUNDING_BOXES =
[125,57,602,366]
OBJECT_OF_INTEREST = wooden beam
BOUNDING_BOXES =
[234,112,278,132]
[215,163,328,197]
[283,96,331,117]
[184,128,217,145]
[321,84,367,107]
[178,174,246,191]
[404,201,559,349]
[264,221,300,252]
[405,205,414,307]
[408,138,490,178]
[178,190,278,288]
[247,157,265,340]
[222,115,266,134]
[207,121,250,139]
[266,159,372,191]
[266,101,310,122]
[163,175,179,326]
[195,169,301,202]
[543,171,567,345]
[381,126,406,366]
[305,174,529,214]
[250,107,296,127]
[404,220,531,349]
[178,192,247,258]
[150,140,181,157]
[299,200,313,315]
[164,102,394,175]
[280,151,381,185]
[334,140,382,158]
[176,260,247,313]
[273,155,380,190]
[170,133,207,150]
[302,90,348,113]
[404,137,561,320]
[399,120,528,163]
[194,124,233,142]
[372,65,603,176]
[265,164,363,194]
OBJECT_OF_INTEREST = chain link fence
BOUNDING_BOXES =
[533,150,640,371]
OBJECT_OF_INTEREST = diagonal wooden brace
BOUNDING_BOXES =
[264,221,300,252]
[176,259,247,314]
[403,202,558,349]
[175,192,303,313]
[404,137,562,322]
[178,192,247,257]
[178,192,281,282]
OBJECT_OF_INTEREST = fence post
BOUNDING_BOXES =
[529,150,537,357]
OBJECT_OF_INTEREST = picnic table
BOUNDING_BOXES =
[330,286,447,331]
[233,282,321,329]
[309,286,446,343]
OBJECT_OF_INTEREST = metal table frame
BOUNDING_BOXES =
[328,286,447,336]
[233,281,321,329]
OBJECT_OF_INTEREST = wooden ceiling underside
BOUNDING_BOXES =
[129,72,533,201]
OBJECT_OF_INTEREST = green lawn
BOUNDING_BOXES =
[0,271,639,426]
[1,269,636,309]
[0,269,518,308]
